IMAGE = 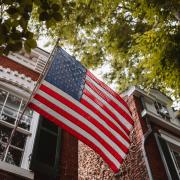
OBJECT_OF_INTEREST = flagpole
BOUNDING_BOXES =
[1,38,60,161]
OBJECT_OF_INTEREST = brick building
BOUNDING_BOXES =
[0,48,78,180]
[0,48,180,180]
[79,87,180,180]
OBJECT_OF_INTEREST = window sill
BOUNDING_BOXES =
[0,161,34,179]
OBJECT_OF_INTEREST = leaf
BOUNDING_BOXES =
[23,31,34,39]
[52,4,60,11]
[7,7,18,15]
[39,11,51,21]
[24,41,31,53]
[10,31,22,40]
[52,12,62,21]
[25,39,37,48]
[6,41,22,51]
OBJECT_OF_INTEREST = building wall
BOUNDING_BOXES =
[0,56,39,81]
[123,92,180,180]
[147,123,180,180]
[0,54,78,180]
[78,95,150,180]
[59,131,78,180]
[79,91,180,180]
[117,95,149,180]
[78,141,114,180]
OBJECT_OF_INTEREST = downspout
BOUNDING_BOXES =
[140,96,153,180]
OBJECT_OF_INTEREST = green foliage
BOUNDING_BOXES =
[0,0,180,99]
[0,0,62,54]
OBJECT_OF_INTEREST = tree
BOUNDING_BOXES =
[0,0,180,100]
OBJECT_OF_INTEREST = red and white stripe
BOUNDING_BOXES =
[29,70,133,173]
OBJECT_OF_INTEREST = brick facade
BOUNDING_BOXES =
[78,141,114,179]
[78,94,150,180]
[59,131,78,180]
[78,91,180,180]
[118,95,149,180]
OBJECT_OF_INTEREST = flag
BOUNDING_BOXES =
[29,47,134,173]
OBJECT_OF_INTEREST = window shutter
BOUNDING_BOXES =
[30,116,61,178]
[155,134,179,180]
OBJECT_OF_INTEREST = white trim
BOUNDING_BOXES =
[159,130,180,147]
[0,161,34,179]
[121,86,172,104]
[0,81,30,100]
[21,112,40,169]
[158,130,180,178]
[142,109,180,134]
[0,119,31,135]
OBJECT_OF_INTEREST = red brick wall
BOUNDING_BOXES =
[78,141,114,179]
[145,123,180,180]
[59,131,78,180]
[0,56,39,81]
[78,94,150,180]
[118,95,149,180]
[122,95,170,180]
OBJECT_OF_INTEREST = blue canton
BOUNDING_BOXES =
[45,47,87,101]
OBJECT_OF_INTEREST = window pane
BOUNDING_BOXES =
[0,124,12,143]
[1,107,16,124]
[5,147,23,166]
[42,118,58,133]
[0,142,5,160]
[2,94,22,124]
[20,101,33,117]
[18,101,33,130]
[172,151,180,173]
[11,132,27,149]
[18,112,32,131]
[0,88,8,113]
[36,129,57,166]
[6,93,22,112]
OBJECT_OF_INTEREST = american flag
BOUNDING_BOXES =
[29,47,134,173]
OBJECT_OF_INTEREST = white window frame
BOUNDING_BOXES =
[0,84,39,172]
[159,130,180,178]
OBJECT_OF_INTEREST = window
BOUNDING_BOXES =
[30,116,61,178]
[0,87,34,167]
[170,146,180,177]
[154,101,170,121]
[155,134,180,179]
